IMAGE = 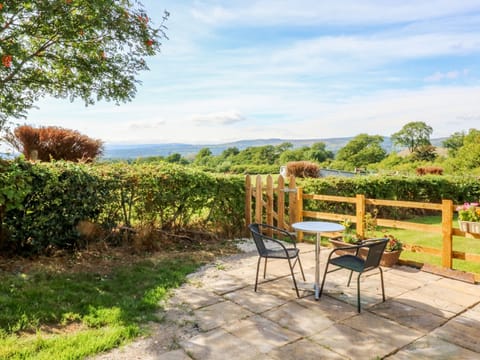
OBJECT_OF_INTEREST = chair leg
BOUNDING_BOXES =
[356,273,361,313]
[287,257,300,298]
[379,267,385,302]
[347,270,354,287]
[263,257,268,278]
[319,263,330,298]
[297,256,306,281]
[255,256,262,292]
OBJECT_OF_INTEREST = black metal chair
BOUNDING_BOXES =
[319,238,388,312]
[248,223,306,297]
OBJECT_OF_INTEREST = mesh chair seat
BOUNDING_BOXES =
[319,238,388,312]
[264,248,300,259]
[329,255,365,273]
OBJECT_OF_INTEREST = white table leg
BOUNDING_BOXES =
[315,232,321,299]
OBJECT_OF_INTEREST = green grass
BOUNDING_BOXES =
[381,215,480,274]
[0,257,199,359]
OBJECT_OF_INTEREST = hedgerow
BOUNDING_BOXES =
[1,159,245,255]
[299,175,480,219]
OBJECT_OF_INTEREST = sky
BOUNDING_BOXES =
[27,0,480,145]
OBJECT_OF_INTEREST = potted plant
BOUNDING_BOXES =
[329,215,403,267]
[456,202,480,233]
[380,233,403,267]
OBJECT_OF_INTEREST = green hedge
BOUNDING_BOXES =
[1,160,245,255]
[299,175,480,219]
[4,159,480,255]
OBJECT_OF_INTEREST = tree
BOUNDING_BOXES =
[447,129,480,170]
[411,144,437,162]
[391,121,433,153]
[442,131,466,156]
[0,1,169,131]
[306,142,334,163]
[336,134,386,169]
[14,125,103,161]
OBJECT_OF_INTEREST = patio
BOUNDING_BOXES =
[97,241,480,359]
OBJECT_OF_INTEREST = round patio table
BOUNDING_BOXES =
[292,221,345,299]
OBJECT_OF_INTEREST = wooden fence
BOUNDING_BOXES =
[245,174,480,282]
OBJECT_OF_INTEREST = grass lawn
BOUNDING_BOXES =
[0,241,233,359]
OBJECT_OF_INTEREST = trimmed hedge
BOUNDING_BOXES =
[1,160,245,255]
[299,175,480,219]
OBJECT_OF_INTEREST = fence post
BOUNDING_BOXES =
[255,175,263,224]
[266,175,274,227]
[277,175,285,229]
[356,194,366,238]
[288,176,297,229]
[441,199,454,269]
[245,175,252,228]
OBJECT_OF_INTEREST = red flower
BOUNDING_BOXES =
[0,4,3,10]
[2,54,12,67]
[146,39,154,47]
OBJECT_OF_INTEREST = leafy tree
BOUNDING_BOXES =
[442,131,466,156]
[220,147,239,159]
[411,144,437,162]
[447,129,480,170]
[165,153,188,165]
[335,134,386,169]
[306,142,334,163]
[391,121,433,153]
[14,125,103,161]
[279,146,309,164]
[0,0,169,131]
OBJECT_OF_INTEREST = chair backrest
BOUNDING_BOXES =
[248,223,269,256]
[363,238,388,269]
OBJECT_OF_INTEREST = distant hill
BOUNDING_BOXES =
[102,137,447,160]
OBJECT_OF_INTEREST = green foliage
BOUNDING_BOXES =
[1,160,246,254]
[3,160,110,253]
[335,133,386,169]
[442,131,466,156]
[391,121,433,153]
[0,0,168,129]
[299,175,480,219]
[0,257,198,358]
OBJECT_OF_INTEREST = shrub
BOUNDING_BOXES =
[14,125,104,162]
[1,160,245,254]
[416,166,444,175]
[286,161,319,178]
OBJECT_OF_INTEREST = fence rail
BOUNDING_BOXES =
[246,174,480,282]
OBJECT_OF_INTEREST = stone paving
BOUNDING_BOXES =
[98,242,480,360]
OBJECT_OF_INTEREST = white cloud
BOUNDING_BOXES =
[424,69,469,82]
[190,111,247,125]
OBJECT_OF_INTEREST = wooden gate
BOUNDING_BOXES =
[245,174,299,231]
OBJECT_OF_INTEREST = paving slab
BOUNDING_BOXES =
[431,312,480,353]
[262,301,335,336]
[223,315,302,354]
[310,323,400,359]
[268,338,346,360]
[193,300,254,331]
[388,335,480,359]
[181,328,263,360]
[223,287,289,313]
[370,299,448,333]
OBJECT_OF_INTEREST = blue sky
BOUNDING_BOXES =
[28,0,480,144]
